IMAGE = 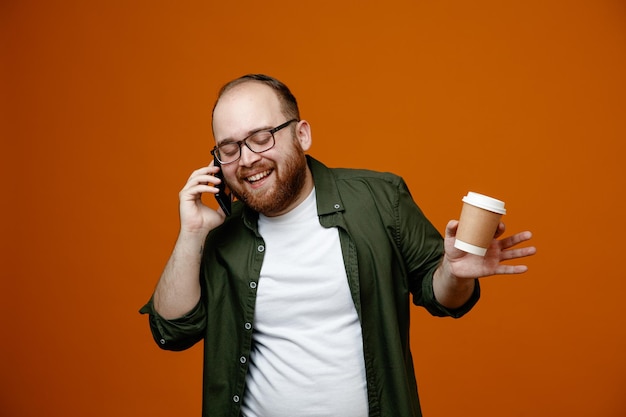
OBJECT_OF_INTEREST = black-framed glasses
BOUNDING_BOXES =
[211,119,299,164]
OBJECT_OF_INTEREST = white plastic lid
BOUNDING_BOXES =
[462,192,506,215]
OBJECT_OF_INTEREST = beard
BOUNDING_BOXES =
[229,141,308,216]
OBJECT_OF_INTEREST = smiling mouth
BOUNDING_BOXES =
[246,169,272,183]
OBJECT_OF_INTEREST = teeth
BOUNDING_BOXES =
[247,170,271,183]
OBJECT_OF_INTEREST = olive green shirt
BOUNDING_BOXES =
[141,156,480,417]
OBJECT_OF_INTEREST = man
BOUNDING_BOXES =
[140,74,536,417]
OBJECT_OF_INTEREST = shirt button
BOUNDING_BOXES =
[250,281,257,289]
[257,244,265,252]
[334,203,341,209]
[159,339,166,345]
[233,395,240,403]
[240,356,247,364]
[244,322,252,330]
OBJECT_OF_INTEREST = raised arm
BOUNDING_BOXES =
[153,163,227,319]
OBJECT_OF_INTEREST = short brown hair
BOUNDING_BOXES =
[212,74,300,121]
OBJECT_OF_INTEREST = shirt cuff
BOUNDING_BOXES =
[422,276,481,318]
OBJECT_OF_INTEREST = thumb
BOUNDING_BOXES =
[445,220,460,239]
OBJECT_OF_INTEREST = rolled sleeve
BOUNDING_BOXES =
[139,298,206,351]
[419,273,481,318]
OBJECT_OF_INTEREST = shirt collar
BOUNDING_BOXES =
[307,155,345,216]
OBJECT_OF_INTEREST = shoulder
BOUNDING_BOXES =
[308,155,404,188]
[330,167,408,202]
[331,166,404,186]
[327,167,412,219]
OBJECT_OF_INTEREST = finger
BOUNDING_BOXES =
[445,220,460,238]
[499,231,533,249]
[493,222,506,239]
[500,245,537,261]
[188,166,212,178]
[188,165,221,181]
[185,173,222,189]
[495,264,530,275]
[181,173,222,196]
[179,185,215,202]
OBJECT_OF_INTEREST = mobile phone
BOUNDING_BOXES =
[213,156,232,216]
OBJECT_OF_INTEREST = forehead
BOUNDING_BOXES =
[212,82,283,141]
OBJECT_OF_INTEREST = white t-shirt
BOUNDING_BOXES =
[241,189,369,417]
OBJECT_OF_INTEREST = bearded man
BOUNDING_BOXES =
[141,74,536,417]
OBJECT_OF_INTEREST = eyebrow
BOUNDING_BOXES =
[217,125,274,145]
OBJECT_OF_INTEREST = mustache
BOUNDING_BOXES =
[236,163,273,179]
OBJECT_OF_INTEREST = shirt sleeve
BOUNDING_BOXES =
[420,272,480,318]
[139,297,206,351]
[395,178,480,318]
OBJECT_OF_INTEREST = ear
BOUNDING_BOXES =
[295,120,312,151]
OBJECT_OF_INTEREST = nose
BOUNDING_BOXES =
[238,142,261,166]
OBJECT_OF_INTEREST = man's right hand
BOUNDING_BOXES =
[178,163,228,236]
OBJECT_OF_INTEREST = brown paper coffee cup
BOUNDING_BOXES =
[454,192,506,256]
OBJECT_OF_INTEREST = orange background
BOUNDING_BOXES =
[2,1,625,416]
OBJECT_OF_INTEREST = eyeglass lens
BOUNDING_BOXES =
[216,131,274,163]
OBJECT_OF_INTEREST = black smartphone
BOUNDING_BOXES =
[213,156,232,216]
